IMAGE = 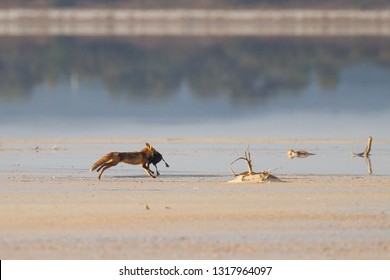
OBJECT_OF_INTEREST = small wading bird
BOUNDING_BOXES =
[90,143,169,180]
[352,136,372,158]
[352,136,373,174]
[287,149,315,159]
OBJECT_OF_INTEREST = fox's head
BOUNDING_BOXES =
[145,143,156,152]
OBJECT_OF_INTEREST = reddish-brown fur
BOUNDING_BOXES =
[90,143,156,180]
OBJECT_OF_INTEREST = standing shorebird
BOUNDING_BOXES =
[352,136,373,174]
[352,136,372,158]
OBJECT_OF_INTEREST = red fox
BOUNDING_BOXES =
[90,143,158,180]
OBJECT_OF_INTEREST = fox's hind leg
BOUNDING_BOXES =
[97,159,117,180]
[96,163,106,172]
[98,164,113,180]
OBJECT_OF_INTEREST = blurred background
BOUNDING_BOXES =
[1,0,390,139]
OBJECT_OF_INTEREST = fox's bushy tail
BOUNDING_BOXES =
[90,154,111,172]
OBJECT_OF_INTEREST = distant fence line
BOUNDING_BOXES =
[1,9,390,36]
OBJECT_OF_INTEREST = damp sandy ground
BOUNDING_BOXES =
[1,138,390,259]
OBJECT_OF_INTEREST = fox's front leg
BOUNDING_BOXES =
[145,162,154,174]
[142,163,156,178]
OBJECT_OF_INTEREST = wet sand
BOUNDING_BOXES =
[1,157,390,259]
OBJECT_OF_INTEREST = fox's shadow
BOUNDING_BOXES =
[112,174,227,179]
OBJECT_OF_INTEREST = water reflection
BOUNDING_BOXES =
[1,36,390,139]
[365,157,373,175]
[1,37,390,102]
[352,154,373,175]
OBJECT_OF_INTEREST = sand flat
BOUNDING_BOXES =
[1,171,390,259]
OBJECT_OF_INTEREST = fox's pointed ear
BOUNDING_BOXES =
[146,143,152,151]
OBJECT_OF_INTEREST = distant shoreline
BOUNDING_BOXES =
[2,137,390,145]
[2,9,390,20]
[1,9,390,36]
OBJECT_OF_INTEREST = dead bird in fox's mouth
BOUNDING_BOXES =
[287,149,315,159]
[149,150,169,177]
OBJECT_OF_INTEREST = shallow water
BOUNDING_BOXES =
[1,140,389,176]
